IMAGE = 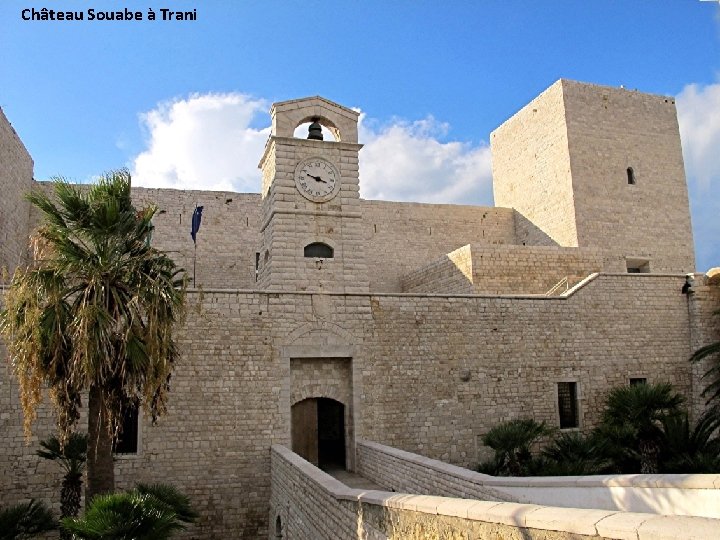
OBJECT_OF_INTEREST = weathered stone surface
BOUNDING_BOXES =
[1,81,717,539]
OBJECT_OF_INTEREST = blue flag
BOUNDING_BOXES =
[191,205,203,244]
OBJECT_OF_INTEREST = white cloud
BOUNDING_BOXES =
[677,81,720,271]
[130,94,493,206]
[677,82,720,190]
[131,93,269,192]
[128,89,716,268]
[358,115,493,205]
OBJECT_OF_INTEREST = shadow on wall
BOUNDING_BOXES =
[513,211,559,248]
[401,245,475,294]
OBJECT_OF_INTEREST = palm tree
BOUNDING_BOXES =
[479,418,552,476]
[540,431,613,475]
[0,170,186,501]
[0,500,57,540]
[61,483,196,540]
[37,432,88,526]
[602,382,684,474]
[661,411,720,473]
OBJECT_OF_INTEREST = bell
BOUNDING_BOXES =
[307,120,324,141]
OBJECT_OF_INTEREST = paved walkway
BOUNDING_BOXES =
[322,466,385,490]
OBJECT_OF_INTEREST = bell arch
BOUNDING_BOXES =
[270,96,359,143]
[293,116,341,142]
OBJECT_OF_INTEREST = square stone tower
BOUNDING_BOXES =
[492,79,695,273]
[257,97,369,292]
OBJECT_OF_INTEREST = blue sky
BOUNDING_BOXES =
[1,1,719,270]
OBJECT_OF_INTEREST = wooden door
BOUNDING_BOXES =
[291,398,318,465]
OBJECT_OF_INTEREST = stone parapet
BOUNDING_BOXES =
[271,444,720,539]
[358,439,720,520]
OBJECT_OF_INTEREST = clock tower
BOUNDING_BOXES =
[257,96,369,293]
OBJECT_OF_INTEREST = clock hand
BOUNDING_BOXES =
[307,174,327,183]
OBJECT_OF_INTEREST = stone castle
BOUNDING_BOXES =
[1,79,719,538]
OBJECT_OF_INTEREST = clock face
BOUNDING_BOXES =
[294,157,341,203]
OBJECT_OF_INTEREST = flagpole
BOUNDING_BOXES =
[193,242,197,285]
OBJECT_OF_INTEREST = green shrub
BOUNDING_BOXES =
[62,484,196,540]
[0,500,57,540]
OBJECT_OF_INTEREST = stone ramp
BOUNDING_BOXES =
[323,466,385,490]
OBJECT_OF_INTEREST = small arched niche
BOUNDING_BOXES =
[304,242,334,258]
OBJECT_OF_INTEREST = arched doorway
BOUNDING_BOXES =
[291,397,346,470]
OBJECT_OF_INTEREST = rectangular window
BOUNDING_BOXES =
[114,404,139,454]
[630,377,647,386]
[255,252,260,282]
[626,258,650,273]
[557,382,579,429]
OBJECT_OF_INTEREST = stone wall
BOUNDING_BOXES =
[356,440,512,502]
[131,188,262,289]
[1,272,704,536]
[357,439,720,520]
[271,444,720,540]
[0,108,33,281]
[688,275,720,419]
[363,274,693,466]
[492,80,578,248]
[0,272,703,537]
[401,245,475,294]
[402,244,623,295]
[360,201,517,292]
[28,185,264,290]
[269,445,369,540]
[492,79,695,274]
[563,81,696,273]
[0,342,61,513]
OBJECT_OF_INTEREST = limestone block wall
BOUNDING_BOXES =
[401,245,475,294]
[0,340,61,512]
[468,245,621,294]
[27,185,263,290]
[362,275,693,467]
[356,440,512,502]
[361,201,516,292]
[563,81,695,273]
[402,244,620,295]
[0,273,706,538]
[271,445,720,540]
[269,445,368,540]
[357,440,720,519]
[688,276,720,419]
[0,108,33,281]
[491,80,578,248]
[132,188,262,289]
[258,137,369,293]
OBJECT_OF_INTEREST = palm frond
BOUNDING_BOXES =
[0,500,57,539]
[61,487,192,540]
[0,169,186,498]
[136,484,198,523]
[37,432,88,476]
